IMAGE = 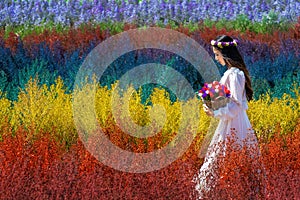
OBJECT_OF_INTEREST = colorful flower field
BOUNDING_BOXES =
[0,0,299,199]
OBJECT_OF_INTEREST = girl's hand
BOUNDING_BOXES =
[203,104,214,117]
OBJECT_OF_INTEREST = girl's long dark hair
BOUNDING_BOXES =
[213,35,253,101]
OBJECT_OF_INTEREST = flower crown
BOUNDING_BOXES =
[210,39,238,48]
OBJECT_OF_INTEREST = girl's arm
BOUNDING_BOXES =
[213,71,245,119]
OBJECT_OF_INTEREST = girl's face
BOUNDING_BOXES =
[213,47,226,66]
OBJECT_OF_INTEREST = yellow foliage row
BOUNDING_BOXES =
[0,78,299,145]
[2,78,77,145]
[247,86,300,140]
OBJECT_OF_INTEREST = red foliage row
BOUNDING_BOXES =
[195,21,300,47]
[0,21,299,55]
[0,123,299,199]
[0,125,199,199]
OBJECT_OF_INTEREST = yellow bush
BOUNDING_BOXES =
[10,78,76,145]
[0,92,11,138]
[1,78,299,147]
[95,84,114,127]
[248,87,300,140]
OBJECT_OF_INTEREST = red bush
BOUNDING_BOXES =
[0,126,63,199]
[1,22,299,57]
[0,123,299,199]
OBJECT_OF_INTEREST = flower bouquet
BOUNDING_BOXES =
[197,81,231,111]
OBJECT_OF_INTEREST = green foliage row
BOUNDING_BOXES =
[201,13,295,34]
[1,14,296,39]
[252,71,300,100]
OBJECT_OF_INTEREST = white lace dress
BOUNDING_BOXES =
[194,67,263,199]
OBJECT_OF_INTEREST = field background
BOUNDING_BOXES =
[0,0,299,199]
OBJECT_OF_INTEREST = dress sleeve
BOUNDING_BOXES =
[213,71,245,119]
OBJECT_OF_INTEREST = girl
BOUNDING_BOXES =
[194,35,265,199]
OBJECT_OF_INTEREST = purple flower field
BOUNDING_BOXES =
[0,0,299,27]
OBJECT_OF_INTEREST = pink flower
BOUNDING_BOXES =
[197,81,231,101]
